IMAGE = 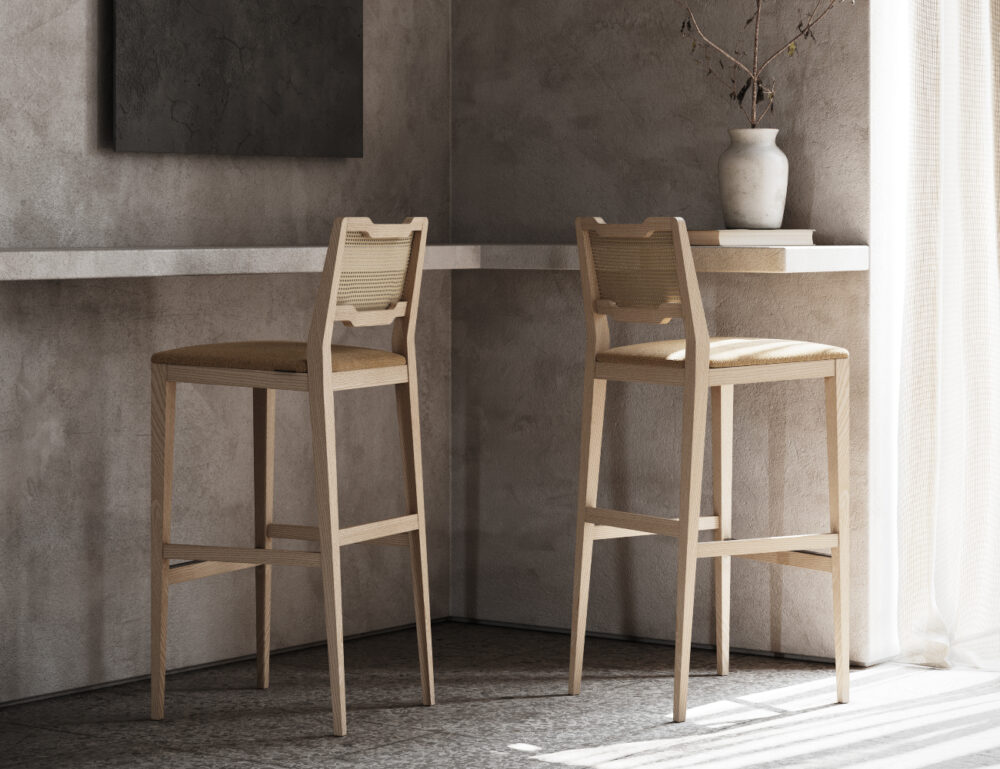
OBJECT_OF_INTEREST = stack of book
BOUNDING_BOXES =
[687,229,814,247]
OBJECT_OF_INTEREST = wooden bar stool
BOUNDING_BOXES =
[568,217,849,722]
[149,217,435,736]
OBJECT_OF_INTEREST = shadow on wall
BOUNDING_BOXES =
[767,408,786,653]
[460,385,480,618]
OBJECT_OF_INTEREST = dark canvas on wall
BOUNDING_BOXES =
[114,0,363,157]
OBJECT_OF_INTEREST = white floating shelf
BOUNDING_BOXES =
[478,245,870,273]
[0,244,868,281]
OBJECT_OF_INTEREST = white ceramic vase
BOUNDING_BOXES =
[718,128,788,229]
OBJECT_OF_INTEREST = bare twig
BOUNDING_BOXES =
[676,0,852,127]
[751,0,762,125]
[693,46,753,124]
[756,81,776,123]
[682,4,752,78]
[758,0,841,74]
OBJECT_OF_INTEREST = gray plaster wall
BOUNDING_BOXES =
[1,0,449,248]
[1,0,452,703]
[450,2,873,663]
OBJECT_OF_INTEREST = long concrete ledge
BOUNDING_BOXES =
[0,244,869,281]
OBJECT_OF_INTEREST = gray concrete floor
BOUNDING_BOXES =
[3,622,999,768]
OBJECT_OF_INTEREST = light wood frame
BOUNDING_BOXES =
[568,217,849,722]
[150,217,434,736]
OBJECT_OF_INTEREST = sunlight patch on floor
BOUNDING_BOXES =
[528,665,1000,769]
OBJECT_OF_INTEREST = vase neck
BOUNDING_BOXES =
[729,128,779,144]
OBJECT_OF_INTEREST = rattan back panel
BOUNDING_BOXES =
[337,231,415,310]
[588,231,681,309]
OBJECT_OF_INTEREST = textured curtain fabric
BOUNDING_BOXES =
[895,0,1000,668]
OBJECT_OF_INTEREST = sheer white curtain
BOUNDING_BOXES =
[875,0,1000,669]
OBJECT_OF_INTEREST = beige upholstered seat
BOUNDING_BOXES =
[596,337,848,369]
[151,341,405,373]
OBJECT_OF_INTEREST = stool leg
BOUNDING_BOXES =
[308,382,347,736]
[395,378,435,707]
[150,364,175,720]
[826,359,850,703]
[712,385,733,676]
[569,375,606,695]
[673,379,709,723]
[253,388,275,690]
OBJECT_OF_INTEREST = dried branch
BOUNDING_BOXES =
[751,0,762,125]
[756,80,776,123]
[675,0,853,127]
[681,4,752,78]
[697,51,753,124]
[757,0,843,74]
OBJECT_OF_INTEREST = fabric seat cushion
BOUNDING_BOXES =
[596,337,848,369]
[151,341,405,373]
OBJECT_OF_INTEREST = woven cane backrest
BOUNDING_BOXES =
[577,218,698,325]
[337,230,415,311]
[588,230,681,310]
[309,218,428,343]
[575,217,708,364]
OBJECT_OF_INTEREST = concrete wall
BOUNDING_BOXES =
[450,1,873,663]
[0,0,452,703]
[1,0,450,248]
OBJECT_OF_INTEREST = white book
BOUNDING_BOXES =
[687,229,815,247]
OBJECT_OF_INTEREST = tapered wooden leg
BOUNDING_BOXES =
[826,359,850,704]
[569,375,607,695]
[150,364,175,721]
[568,521,596,695]
[308,381,347,736]
[395,377,435,706]
[673,376,709,723]
[712,385,733,676]
[253,388,275,690]
[407,528,434,705]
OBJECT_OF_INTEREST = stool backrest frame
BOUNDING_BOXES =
[307,216,428,370]
[575,216,709,367]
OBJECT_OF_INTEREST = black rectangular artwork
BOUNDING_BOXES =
[114,0,363,157]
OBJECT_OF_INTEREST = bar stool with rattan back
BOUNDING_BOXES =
[567,217,849,722]
[149,217,435,736]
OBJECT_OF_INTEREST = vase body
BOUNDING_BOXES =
[718,128,788,229]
